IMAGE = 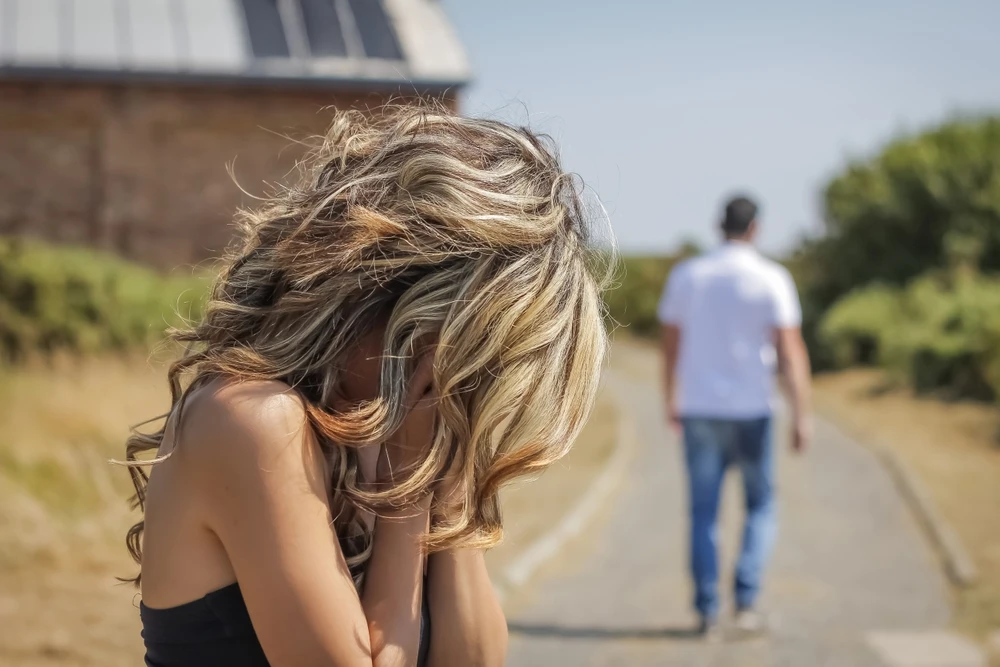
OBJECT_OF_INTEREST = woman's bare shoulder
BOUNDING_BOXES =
[172,379,321,477]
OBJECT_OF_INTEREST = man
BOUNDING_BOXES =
[658,195,812,640]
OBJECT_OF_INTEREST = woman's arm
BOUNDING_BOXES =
[183,380,428,667]
[426,549,508,667]
[362,496,430,665]
[424,461,507,666]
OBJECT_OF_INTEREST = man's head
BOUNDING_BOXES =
[720,195,759,241]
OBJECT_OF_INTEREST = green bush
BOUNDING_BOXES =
[785,244,843,372]
[818,284,903,367]
[0,238,207,362]
[819,272,1000,401]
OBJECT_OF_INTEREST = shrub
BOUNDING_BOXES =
[819,272,1000,401]
[818,284,903,368]
[0,238,207,362]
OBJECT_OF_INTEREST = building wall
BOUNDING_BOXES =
[0,81,456,269]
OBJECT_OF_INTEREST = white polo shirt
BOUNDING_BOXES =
[658,243,801,419]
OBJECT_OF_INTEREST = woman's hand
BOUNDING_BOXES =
[377,347,438,486]
[340,331,437,493]
[362,350,437,665]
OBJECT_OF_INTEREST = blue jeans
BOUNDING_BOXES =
[681,416,776,620]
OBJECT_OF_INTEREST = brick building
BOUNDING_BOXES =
[0,0,470,267]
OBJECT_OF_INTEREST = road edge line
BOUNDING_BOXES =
[496,385,636,603]
[875,446,979,588]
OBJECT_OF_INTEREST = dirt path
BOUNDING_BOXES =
[504,340,957,666]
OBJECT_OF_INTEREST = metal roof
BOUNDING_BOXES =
[0,0,470,91]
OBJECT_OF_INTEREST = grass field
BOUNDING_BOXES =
[814,370,1000,637]
[0,356,618,666]
[0,355,166,666]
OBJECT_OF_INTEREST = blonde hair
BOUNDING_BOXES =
[124,104,613,586]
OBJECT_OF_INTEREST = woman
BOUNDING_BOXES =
[124,106,611,667]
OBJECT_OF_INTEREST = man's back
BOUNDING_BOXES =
[658,243,800,419]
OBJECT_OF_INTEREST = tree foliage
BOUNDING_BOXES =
[804,115,1000,400]
[805,115,1000,306]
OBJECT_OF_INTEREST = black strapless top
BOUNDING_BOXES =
[140,582,431,667]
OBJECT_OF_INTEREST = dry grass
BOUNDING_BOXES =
[814,369,1000,637]
[0,354,169,667]
[0,356,619,666]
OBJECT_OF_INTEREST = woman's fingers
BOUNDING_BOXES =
[379,345,439,483]
[334,334,439,487]
[356,442,382,490]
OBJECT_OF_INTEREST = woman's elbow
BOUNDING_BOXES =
[461,626,508,667]
[483,614,509,667]
[433,612,508,667]
[481,596,509,665]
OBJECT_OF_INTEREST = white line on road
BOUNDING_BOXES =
[500,381,636,596]
[867,630,986,667]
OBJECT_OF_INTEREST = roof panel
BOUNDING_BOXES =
[180,0,247,72]
[0,0,468,88]
[126,0,179,70]
[12,0,61,64]
[300,0,347,58]
[240,0,290,58]
[70,0,120,68]
[347,0,402,60]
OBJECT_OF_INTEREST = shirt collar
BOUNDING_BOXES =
[715,241,757,256]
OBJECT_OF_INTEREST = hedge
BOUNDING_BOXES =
[0,238,207,363]
[820,272,1000,401]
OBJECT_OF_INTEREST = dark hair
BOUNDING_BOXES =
[721,195,758,234]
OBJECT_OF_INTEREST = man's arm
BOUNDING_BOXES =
[775,326,812,452]
[771,268,811,452]
[658,264,688,429]
[661,324,682,428]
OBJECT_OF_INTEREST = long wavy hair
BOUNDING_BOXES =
[123,104,613,587]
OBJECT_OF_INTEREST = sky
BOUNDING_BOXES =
[441,0,1000,255]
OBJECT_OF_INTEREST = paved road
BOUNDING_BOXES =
[504,341,954,666]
